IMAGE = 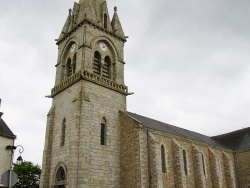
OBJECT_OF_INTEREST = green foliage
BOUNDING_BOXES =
[13,161,41,188]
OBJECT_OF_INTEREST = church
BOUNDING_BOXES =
[40,0,250,187]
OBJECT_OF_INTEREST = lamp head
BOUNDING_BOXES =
[16,155,23,165]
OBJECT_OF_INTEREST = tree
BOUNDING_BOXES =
[13,161,41,188]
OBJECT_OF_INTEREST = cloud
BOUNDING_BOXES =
[1,0,250,165]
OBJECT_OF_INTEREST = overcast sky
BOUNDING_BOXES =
[1,0,250,165]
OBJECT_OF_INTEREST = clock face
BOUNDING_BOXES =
[70,44,76,53]
[100,42,107,52]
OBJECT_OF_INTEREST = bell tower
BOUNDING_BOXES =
[40,0,127,187]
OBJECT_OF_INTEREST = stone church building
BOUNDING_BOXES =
[40,0,250,187]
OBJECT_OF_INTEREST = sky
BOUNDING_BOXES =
[1,0,250,166]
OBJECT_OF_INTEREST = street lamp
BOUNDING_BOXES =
[6,145,24,165]
[5,145,24,188]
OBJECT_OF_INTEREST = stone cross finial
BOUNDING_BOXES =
[114,6,117,12]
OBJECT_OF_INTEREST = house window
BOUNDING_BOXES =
[102,56,111,79]
[61,118,66,147]
[104,13,107,29]
[161,145,166,173]
[93,51,101,75]
[183,149,188,175]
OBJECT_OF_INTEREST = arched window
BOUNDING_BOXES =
[55,166,66,187]
[201,153,206,176]
[104,13,107,29]
[183,149,188,175]
[100,118,107,145]
[93,51,101,75]
[66,58,73,77]
[161,145,166,173]
[61,118,66,147]
[103,56,111,79]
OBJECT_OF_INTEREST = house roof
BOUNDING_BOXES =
[0,116,16,139]
[212,127,250,151]
[126,111,250,151]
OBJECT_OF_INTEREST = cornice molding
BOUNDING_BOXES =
[51,69,128,97]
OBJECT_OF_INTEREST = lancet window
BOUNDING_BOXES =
[161,145,167,173]
[55,166,66,187]
[103,56,111,79]
[93,51,101,75]
[183,149,188,175]
[100,117,107,145]
[61,118,66,147]
[66,58,73,77]
[104,13,108,29]
[201,153,206,176]
[63,42,77,80]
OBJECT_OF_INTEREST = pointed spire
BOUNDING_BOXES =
[77,0,98,23]
[111,6,125,38]
[57,1,125,42]
[58,9,72,40]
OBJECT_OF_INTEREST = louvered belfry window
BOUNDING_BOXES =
[72,53,76,74]
[67,58,73,77]
[93,51,101,75]
[102,56,111,79]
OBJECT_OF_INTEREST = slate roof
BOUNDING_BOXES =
[212,127,250,151]
[126,112,250,151]
[0,114,16,139]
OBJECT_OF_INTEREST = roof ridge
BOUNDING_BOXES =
[212,127,250,138]
[126,111,226,149]
[126,111,210,137]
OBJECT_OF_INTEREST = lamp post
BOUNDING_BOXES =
[5,145,24,188]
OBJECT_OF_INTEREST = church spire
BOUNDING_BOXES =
[111,7,125,38]
[57,0,126,43]
[77,0,98,23]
